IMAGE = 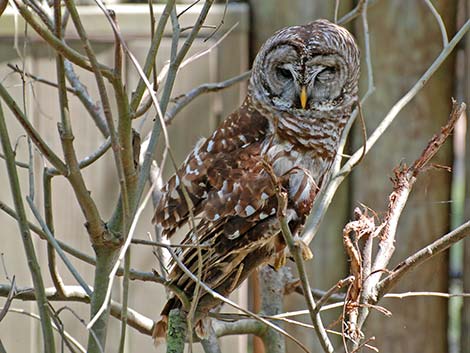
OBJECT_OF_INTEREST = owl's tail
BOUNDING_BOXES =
[152,315,169,345]
[152,297,211,345]
[152,297,176,345]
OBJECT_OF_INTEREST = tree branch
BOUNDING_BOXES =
[377,220,470,297]
[0,82,67,174]
[164,71,251,123]
[0,100,56,352]
[11,0,114,80]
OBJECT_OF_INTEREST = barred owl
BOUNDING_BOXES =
[153,19,360,339]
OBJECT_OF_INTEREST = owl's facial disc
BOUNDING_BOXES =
[262,45,301,110]
[262,45,348,112]
[304,54,348,109]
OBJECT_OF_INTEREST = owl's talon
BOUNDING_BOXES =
[273,251,287,270]
[295,239,313,261]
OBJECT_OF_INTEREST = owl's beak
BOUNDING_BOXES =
[300,86,308,109]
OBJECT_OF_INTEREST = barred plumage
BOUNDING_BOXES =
[153,19,360,340]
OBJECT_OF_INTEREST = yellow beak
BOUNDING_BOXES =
[300,86,308,109]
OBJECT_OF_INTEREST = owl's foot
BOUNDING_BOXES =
[295,239,313,261]
[273,250,287,270]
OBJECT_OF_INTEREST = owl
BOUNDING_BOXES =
[153,19,360,339]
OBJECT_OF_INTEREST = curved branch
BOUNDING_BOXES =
[11,0,114,80]
[377,220,470,297]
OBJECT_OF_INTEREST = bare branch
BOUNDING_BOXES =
[63,0,131,227]
[129,0,176,112]
[43,170,66,297]
[0,82,67,173]
[2,307,85,353]
[337,101,467,349]
[424,0,448,47]
[367,101,466,301]
[11,0,114,80]
[314,276,354,315]
[377,220,470,297]
[165,71,250,123]
[0,99,56,352]
[26,196,93,297]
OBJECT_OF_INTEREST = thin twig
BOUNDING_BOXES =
[337,0,377,26]
[129,0,175,112]
[314,276,355,315]
[132,238,211,248]
[7,63,77,94]
[0,100,56,352]
[157,21,238,89]
[165,71,250,123]
[203,0,228,41]
[0,153,29,168]
[49,305,86,353]
[424,0,449,47]
[2,307,85,353]
[334,0,340,23]
[377,220,470,297]
[11,0,114,80]
[0,82,67,174]
[26,197,93,297]
[0,276,15,322]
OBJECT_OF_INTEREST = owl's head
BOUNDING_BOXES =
[249,20,360,115]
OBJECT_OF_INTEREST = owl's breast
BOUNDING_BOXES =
[264,140,332,181]
[263,140,333,218]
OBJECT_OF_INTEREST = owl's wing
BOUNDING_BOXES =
[164,154,286,306]
[153,99,290,295]
[154,98,272,237]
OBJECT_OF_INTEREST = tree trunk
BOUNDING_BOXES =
[352,1,456,352]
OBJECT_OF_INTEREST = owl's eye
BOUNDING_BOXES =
[276,67,292,80]
[317,67,336,82]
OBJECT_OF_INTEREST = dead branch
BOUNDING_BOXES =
[340,101,467,349]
